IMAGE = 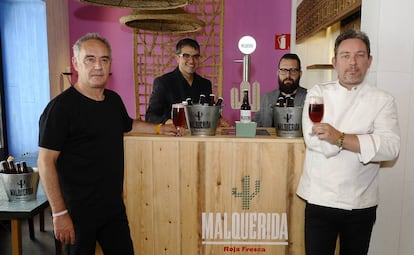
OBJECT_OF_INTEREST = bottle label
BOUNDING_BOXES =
[240,110,251,123]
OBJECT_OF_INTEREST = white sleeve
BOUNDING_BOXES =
[357,97,400,163]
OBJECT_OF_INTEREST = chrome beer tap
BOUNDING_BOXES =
[230,36,260,112]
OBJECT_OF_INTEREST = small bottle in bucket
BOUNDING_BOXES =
[8,159,18,174]
[215,97,223,106]
[198,94,206,105]
[1,160,10,173]
[21,161,30,173]
[208,94,215,106]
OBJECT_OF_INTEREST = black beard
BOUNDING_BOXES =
[279,77,300,94]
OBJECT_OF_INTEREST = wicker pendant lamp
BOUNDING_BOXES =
[120,8,205,33]
[79,0,192,10]
[79,0,204,33]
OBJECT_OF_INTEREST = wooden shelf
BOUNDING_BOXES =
[307,64,334,70]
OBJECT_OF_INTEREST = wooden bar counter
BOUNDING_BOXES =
[123,128,306,255]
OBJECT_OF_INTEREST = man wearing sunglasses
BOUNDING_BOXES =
[254,53,307,127]
[146,38,230,127]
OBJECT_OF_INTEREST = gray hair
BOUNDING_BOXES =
[72,33,112,60]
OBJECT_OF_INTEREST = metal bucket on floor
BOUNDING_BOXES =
[184,104,221,136]
[273,106,303,138]
[0,169,39,202]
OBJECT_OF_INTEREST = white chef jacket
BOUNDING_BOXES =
[296,81,400,210]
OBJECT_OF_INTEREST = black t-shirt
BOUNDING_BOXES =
[39,87,133,217]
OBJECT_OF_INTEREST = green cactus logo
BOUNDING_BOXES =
[232,176,261,210]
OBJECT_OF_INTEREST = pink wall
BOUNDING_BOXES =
[69,1,135,117]
[68,0,291,122]
[222,1,291,122]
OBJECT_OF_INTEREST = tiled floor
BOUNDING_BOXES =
[0,207,57,255]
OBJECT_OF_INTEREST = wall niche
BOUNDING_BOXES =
[296,0,361,43]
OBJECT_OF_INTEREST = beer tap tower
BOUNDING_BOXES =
[230,36,260,112]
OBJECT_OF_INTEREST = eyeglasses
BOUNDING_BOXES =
[178,53,201,60]
[278,68,300,75]
[83,56,111,66]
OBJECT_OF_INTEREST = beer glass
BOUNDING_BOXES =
[308,96,324,123]
[171,103,186,131]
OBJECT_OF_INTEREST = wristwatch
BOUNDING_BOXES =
[336,132,345,151]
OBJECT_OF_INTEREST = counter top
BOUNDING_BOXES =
[125,127,304,143]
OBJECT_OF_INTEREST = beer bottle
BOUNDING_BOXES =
[8,160,18,174]
[276,96,285,107]
[215,97,223,106]
[0,160,9,173]
[21,161,29,173]
[186,97,193,105]
[199,94,206,105]
[286,96,294,107]
[208,94,215,106]
[16,162,22,173]
[240,89,251,123]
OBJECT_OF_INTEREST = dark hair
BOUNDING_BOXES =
[175,38,200,54]
[334,30,371,57]
[278,53,302,70]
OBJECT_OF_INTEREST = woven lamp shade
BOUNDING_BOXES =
[79,0,192,10]
[120,8,205,33]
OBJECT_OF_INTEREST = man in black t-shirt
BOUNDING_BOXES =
[38,33,177,255]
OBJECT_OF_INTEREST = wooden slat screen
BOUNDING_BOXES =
[133,0,224,119]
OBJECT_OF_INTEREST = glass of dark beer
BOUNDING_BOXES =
[308,96,324,123]
[171,103,186,131]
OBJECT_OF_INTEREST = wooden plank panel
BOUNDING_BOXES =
[179,141,202,255]
[199,141,291,254]
[124,139,154,254]
[201,141,235,254]
[124,135,306,255]
[152,141,180,255]
[287,143,306,255]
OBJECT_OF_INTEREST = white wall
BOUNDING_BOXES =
[296,26,338,89]
[362,1,414,255]
[293,0,414,254]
